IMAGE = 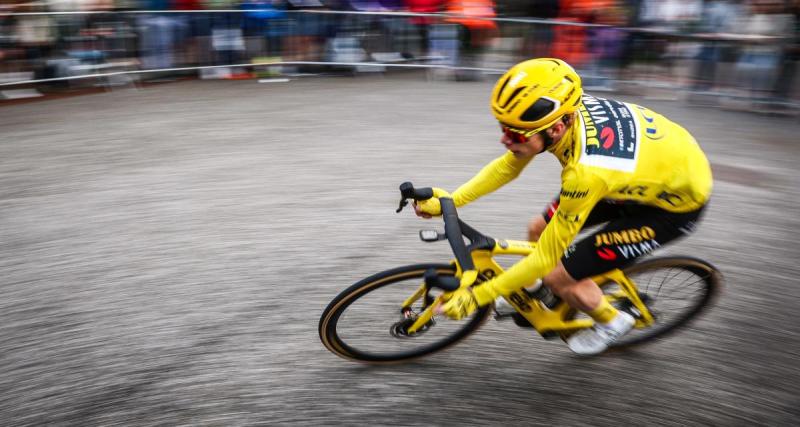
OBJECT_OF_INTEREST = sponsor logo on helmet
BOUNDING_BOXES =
[509,71,527,87]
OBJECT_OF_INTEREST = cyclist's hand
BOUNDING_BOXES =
[436,287,478,320]
[413,187,451,218]
[435,280,498,320]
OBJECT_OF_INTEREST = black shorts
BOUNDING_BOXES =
[541,198,706,280]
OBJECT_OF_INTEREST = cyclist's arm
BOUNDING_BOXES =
[471,168,608,305]
[451,151,533,207]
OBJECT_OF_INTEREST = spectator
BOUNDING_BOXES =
[1,5,18,67]
[519,0,560,58]
[138,0,180,70]
[240,0,288,58]
[770,0,799,105]
[734,0,795,102]
[202,0,245,67]
[172,0,205,66]
[550,0,595,68]
[445,0,498,78]
[691,0,743,92]
[285,0,329,63]
[14,2,56,68]
[584,3,628,90]
[404,0,444,58]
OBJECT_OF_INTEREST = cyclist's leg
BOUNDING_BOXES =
[545,204,706,353]
[528,215,547,242]
[545,204,706,315]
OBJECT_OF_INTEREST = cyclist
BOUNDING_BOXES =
[415,58,712,355]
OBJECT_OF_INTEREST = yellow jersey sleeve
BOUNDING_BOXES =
[471,167,609,305]
[452,151,533,207]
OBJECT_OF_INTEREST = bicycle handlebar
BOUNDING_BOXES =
[399,181,434,201]
[398,182,475,273]
[440,198,475,272]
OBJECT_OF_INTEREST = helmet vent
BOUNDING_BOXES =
[495,76,511,103]
[500,86,526,109]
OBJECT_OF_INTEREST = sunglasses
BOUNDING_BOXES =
[499,96,562,143]
[501,124,537,144]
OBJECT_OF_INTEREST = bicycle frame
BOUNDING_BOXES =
[394,185,655,337]
[404,238,655,336]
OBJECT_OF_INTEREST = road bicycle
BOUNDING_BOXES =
[319,183,721,364]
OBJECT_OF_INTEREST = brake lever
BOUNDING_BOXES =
[396,197,409,213]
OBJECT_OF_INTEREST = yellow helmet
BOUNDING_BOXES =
[490,58,583,133]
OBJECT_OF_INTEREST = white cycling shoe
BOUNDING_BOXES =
[493,296,516,317]
[566,311,636,355]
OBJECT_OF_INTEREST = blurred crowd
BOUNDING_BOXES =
[1,0,798,107]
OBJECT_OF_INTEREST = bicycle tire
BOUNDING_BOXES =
[319,263,492,364]
[565,256,721,351]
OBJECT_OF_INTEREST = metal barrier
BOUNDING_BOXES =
[1,9,798,111]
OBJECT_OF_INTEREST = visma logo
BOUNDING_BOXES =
[600,127,615,149]
[596,247,617,261]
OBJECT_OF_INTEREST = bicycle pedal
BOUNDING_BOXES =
[493,311,514,320]
[540,331,560,340]
[510,312,534,328]
[626,306,643,319]
[618,299,645,320]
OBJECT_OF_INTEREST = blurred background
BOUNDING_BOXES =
[2,1,800,426]
[1,0,799,111]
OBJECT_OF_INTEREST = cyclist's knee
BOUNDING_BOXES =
[528,215,547,242]
[545,266,601,311]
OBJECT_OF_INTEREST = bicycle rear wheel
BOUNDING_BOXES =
[567,256,721,350]
[319,263,492,364]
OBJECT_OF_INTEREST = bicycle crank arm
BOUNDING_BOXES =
[407,300,439,334]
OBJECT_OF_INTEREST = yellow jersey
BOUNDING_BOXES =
[452,94,713,304]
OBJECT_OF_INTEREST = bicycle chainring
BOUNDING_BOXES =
[390,316,435,338]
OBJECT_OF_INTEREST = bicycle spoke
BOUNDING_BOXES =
[320,265,490,362]
[598,258,718,349]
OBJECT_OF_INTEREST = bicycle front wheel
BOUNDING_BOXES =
[319,263,492,364]
[595,256,722,350]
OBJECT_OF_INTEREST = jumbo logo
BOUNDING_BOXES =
[581,96,611,149]
[594,226,656,247]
